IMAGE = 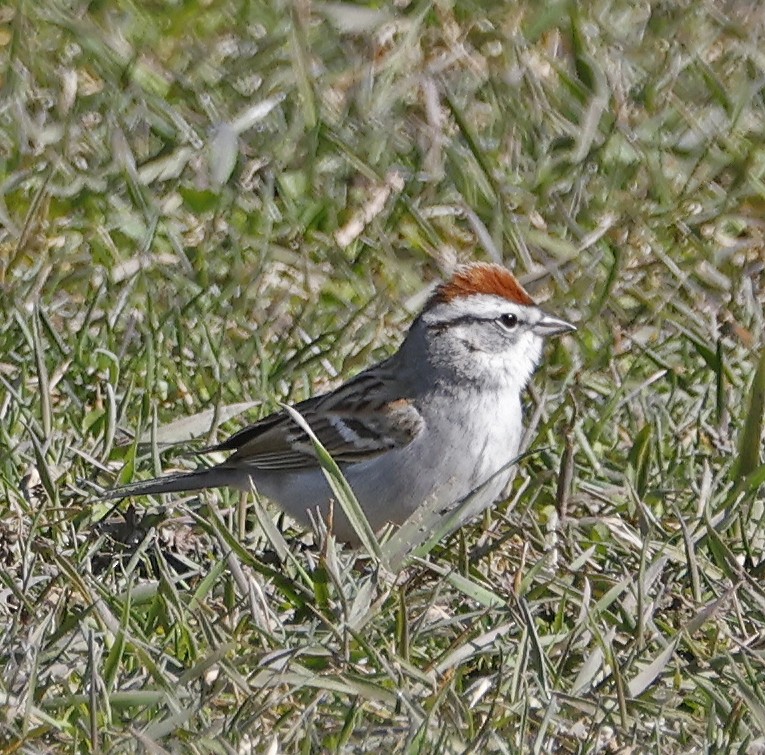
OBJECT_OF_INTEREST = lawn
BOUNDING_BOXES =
[2,0,765,751]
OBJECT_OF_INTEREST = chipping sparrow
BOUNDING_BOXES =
[102,262,575,544]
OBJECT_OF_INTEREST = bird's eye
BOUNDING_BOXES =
[497,313,519,330]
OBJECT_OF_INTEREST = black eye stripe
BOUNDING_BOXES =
[426,313,524,332]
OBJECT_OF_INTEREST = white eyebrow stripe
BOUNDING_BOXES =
[422,295,532,326]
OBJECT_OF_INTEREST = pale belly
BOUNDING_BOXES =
[251,393,523,542]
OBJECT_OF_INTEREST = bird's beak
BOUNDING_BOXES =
[534,314,577,337]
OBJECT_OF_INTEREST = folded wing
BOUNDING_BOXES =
[207,373,425,471]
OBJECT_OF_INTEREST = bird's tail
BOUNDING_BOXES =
[98,466,243,501]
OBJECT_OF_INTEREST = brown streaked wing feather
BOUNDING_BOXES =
[208,378,424,471]
[210,394,325,470]
[204,408,297,453]
[288,398,424,464]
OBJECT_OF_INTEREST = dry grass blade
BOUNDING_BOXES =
[731,347,765,485]
[135,401,261,445]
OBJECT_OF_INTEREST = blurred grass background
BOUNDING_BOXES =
[2,0,765,751]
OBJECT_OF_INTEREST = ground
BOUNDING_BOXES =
[1,0,765,752]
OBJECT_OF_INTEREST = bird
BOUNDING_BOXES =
[101,262,575,544]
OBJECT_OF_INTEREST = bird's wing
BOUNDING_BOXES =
[205,370,425,471]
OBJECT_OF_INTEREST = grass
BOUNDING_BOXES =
[2,0,765,751]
